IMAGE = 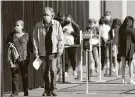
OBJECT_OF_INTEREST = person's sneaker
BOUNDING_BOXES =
[73,71,77,78]
[65,72,68,77]
[130,79,135,85]
[122,78,126,84]
[57,75,62,82]
[50,91,57,96]
[10,93,18,97]
[112,68,116,72]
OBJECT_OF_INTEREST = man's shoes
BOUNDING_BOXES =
[24,91,28,96]
[42,91,51,96]
[50,91,57,96]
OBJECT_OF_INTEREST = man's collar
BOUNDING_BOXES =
[42,20,54,27]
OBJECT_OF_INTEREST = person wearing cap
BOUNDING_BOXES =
[84,18,100,76]
[105,11,113,27]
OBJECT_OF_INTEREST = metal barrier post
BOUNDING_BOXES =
[99,33,102,82]
[109,41,112,76]
[80,31,83,81]
[86,49,89,94]
[62,48,65,83]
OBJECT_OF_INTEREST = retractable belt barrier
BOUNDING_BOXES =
[80,30,102,94]
[61,30,118,94]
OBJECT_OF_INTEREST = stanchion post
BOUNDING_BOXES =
[86,49,89,94]
[62,48,65,83]
[89,30,93,79]
[80,30,83,81]
[99,33,102,82]
[109,41,112,76]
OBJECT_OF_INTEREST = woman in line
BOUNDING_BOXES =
[98,16,111,76]
[63,15,80,78]
[6,20,33,96]
[119,16,135,84]
[108,18,121,76]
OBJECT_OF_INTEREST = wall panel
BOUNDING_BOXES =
[2,1,24,93]
[2,0,89,94]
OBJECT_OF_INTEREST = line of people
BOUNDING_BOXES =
[83,11,135,85]
[5,7,135,97]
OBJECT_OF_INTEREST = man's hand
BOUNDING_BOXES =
[34,53,39,59]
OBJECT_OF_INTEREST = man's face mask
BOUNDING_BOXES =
[43,10,53,24]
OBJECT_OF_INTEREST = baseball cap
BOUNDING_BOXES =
[105,11,111,16]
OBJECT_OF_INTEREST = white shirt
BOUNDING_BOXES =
[63,24,74,46]
[99,24,110,42]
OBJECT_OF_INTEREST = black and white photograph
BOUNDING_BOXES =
[1,0,135,97]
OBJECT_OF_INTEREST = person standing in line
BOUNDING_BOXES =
[119,16,135,84]
[62,15,80,78]
[98,16,111,76]
[108,18,121,76]
[6,20,33,97]
[54,12,65,82]
[85,18,100,76]
[33,7,64,96]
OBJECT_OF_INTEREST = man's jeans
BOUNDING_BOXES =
[40,55,57,92]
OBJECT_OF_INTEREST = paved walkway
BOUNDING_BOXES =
[3,66,135,97]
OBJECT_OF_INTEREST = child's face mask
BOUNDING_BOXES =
[89,22,95,28]
[105,16,111,21]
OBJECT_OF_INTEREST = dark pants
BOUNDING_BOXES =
[101,46,105,69]
[11,60,28,96]
[65,47,76,72]
[41,54,57,93]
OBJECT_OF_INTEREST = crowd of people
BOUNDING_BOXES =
[5,7,135,97]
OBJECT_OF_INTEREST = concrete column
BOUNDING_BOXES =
[89,0,101,22]
[122,0,127,21]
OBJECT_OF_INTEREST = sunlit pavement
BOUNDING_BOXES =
[3,66,135,97]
